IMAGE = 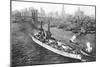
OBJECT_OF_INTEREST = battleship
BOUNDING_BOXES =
[29,20,94,62]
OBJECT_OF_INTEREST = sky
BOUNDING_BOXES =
[12,1,95,16]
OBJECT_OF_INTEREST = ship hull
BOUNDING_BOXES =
[31,35,82,60]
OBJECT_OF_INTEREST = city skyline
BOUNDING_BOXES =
[12,1,95,16]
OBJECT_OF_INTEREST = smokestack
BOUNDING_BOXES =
[48,20,50,32]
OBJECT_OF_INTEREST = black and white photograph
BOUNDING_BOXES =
[11,0,96,67]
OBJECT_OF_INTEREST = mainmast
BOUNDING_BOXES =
[40,21,44,31]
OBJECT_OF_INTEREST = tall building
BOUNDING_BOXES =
[75,7,84,17]
[40,7,45,17]
[61,4,66,18]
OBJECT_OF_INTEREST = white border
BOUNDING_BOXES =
[0,0,99,67]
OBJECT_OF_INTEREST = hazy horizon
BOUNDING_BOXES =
[12,1,95,16]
